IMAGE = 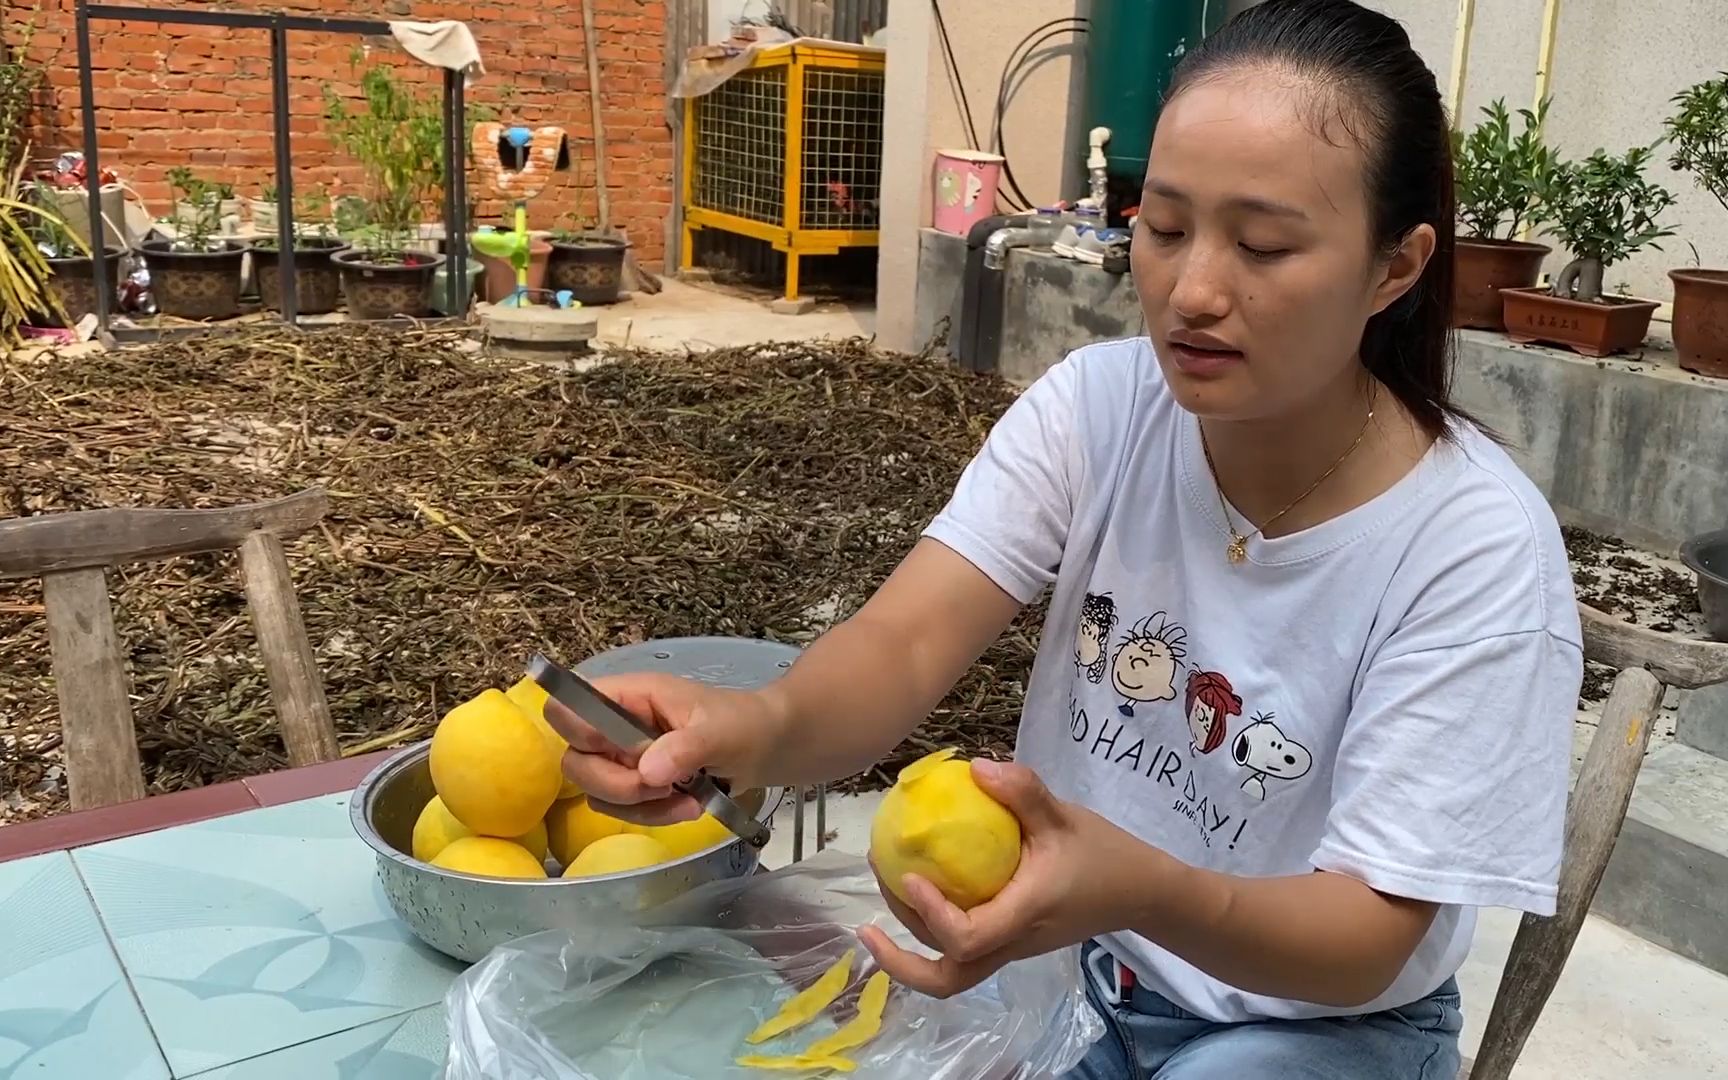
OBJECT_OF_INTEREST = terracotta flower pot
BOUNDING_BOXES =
[1670,268,1728,379]
[1501,286,1661,358]
[476,239,552,303]
[1453,238,1550,330]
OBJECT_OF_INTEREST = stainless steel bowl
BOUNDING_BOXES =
[351,741,784,963]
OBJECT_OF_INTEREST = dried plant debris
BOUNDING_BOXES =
[0,328,1035,821]
[1565,523,1704,704]
[0,329,1709,822]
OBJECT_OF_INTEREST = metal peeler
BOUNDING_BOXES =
[526,653,773,849]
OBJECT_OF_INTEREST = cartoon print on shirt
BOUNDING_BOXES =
[1109,612,1187,717]
[1184,670,1243,754]
[1074,592,1118,683]
[1231,712,1312,800]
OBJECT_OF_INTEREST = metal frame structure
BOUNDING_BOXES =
[74,3,468,341]
[680,40,884,303]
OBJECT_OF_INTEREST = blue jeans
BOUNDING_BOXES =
[1064,942,1463,1079]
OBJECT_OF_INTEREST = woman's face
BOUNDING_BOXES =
[1130,70,1433,423]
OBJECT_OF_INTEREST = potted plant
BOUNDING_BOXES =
[1451,98,1560,330]
[1500,144,1677,357]
[252,182,280,234]
[27,181,122,327]
[142,166,248,320]
[251,188,348,316]
[546,213,629,305]
[167,166,238,235]
[1663,72,1728,378]
[323,61,447,320]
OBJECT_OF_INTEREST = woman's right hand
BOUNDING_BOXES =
[540,671,792,827]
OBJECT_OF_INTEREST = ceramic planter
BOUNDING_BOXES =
[141,239,248,320]
[38,247,124,326]
[547,233,629,305]
[1500,286,1661,357]
[254,236,348,315]
[1453,238,1550,330]
[332,248,445,320]
[1670,269,1728,379]
[250,197,279,234]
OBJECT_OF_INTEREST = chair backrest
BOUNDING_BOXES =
[0,489,339,812]
[1465,602,1728,1079]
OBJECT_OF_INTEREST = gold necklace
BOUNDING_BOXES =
[1199,403,1376,565]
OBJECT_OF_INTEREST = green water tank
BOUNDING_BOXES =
[1085,0,1228,181]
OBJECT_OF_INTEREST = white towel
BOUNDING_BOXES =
[389,20,485,80]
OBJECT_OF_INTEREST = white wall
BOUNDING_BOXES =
[874,1,1092,352]
[878,0,1728,347]
[1238,0,1728,304]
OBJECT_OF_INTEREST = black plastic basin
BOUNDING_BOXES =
[1680,529,1728,642]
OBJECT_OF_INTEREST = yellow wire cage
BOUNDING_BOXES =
[681,41,885,303]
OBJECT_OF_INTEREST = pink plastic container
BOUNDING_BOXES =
[932,149,1006,236]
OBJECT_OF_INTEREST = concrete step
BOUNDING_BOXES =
[1592,741,1728,976]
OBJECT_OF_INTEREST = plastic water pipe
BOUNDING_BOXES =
[982,224,1041,271]
[1085,126,1110,209]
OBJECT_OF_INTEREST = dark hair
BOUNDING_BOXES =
[1164,0,1466,441]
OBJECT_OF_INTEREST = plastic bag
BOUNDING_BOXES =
[442,848,1104,1079]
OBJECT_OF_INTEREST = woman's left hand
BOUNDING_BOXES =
[858,759,1133,999]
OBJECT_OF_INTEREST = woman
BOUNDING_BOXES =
[548,0,1582,1074]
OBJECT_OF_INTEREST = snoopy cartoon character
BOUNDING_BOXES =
[1230,713,1312,800]
[1109,612,1187,717]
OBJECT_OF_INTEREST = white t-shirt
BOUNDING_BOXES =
[921,336,1583,1024]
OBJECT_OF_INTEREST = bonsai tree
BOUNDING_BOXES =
[1536,144,1677,303]
[1665,72,1728,220]
[1453,97,1560,241]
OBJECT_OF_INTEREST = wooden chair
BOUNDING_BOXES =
[1464,602,1728,1079]
[0,489,340,811]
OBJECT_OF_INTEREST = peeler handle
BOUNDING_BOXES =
[525,654,771,849]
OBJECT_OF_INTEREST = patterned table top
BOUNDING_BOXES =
[0,790,462,1079]
[0,750,465,1079]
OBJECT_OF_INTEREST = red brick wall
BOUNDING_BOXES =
[5,0,672,266]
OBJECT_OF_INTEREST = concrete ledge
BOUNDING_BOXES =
[912,226,1728,553]
[913,228,1140,384]
[1451,333,1728,554]
[1594,742,1728,976]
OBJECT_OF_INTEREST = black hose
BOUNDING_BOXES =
[994,21,1089,210]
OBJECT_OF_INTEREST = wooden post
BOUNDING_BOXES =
[42,567,146,809]
[1467,666,1665,1080]
[665,0,704,273]
[239,531,339,768]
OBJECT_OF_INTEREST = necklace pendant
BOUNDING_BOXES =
[1226,535,1248,565]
